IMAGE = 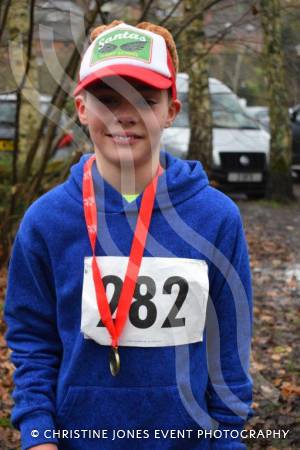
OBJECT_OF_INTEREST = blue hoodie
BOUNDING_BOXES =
[4,151,253,450]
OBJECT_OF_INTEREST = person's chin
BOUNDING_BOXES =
[107,142,150,166]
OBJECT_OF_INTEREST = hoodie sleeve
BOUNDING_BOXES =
[3,221,62,450]
[205,204,254,449]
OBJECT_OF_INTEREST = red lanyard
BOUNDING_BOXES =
[82,155,163,373]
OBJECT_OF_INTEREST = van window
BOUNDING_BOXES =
[173,91,189,128]
[172,85,260,130]
[0,101,16,125]
[211,93,259,129]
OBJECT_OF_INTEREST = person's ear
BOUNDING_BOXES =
[75,94,88,126]
[165,98,181,128]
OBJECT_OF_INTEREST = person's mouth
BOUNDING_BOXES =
[106,132,143,145]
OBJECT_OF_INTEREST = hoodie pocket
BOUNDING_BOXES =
[56,385,196,429]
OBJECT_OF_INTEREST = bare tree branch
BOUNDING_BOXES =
[201,6,255,58]
[174,3,255,69]
[0,0,11,43]
[173,0,227,40]
[97,0,110,24]
[10,0,35,214]
[23,0,105,204]
[159,0,183,26]
[138,0,156,22]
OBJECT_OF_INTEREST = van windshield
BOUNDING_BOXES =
[211,93,259,129]
[172,90,260,130]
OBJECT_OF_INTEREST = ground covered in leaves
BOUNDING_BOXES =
[236,185,300,449]
[0,186,299,449]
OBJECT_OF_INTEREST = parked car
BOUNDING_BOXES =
[0,93,76,163]
[161,74,270,198]
[290,104,300,181]
[0,94,16,156]
[247,104,300,182]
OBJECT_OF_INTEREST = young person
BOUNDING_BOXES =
[4,20,253,450]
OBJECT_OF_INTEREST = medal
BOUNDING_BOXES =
[109,346,120,376]
[83,154,163,376]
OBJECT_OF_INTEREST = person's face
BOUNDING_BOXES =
[75,76,181,168]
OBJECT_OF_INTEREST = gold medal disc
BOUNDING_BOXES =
[109,346,120,376]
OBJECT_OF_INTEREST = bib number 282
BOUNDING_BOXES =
[97,275,188,329]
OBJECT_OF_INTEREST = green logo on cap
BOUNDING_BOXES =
[90,28,152,65]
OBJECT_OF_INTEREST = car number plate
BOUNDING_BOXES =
[227,172,263,182]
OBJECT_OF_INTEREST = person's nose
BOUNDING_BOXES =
[114,99,139,126]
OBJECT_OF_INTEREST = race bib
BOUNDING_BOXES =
[81,257,209,347]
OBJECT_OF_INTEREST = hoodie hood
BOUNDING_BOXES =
[64,150,209,213]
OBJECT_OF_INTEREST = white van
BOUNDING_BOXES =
[161,73,270,197]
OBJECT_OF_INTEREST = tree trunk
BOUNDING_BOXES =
[260,0,295,202]
[7,0,38,166]
[232,50,244,94]
[181,0,213,173]
[18,56,40,166]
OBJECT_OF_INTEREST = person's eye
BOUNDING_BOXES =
[135,98,157,107]
[97,96,118,105]
[145,99,157,105]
